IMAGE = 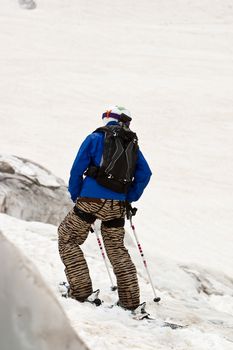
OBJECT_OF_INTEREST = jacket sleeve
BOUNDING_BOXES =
[126,149,152,203]
[68,135,93,202]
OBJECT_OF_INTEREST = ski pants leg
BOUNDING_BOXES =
[58,207,92,301]
[89,199,140,310]
[101,223,140,310]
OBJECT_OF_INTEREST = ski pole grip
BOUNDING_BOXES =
[125,201,138,219]
[131,207,137,216]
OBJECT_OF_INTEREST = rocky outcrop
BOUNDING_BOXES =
[0,155,72,225]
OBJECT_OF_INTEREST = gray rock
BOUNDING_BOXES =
[0,155,72,225]
[18,0,37,10]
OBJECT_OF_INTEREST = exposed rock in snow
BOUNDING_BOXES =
[18,0,37,10]
[0,155,72,225]
[0,229,89,350]
[181,265,233,298]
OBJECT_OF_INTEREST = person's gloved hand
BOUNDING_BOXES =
[125,201,137,219]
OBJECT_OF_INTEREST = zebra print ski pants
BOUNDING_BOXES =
[58,198,140,310]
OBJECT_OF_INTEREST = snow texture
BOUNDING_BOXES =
[0,228,88,350]
[0,0,232,276]
[0,213,233,350]
[0,0,233,349]
[0,155,72,225]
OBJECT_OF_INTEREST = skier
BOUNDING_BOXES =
[58,106,152,312]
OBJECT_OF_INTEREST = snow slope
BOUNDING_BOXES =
[0,226,88,350]
[1,213,233,350]
[0,0,232,276]
[0,0,233,349]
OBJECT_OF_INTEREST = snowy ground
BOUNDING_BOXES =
[1,213,233,350]
[0,223,88,350]
[0,0,233,349]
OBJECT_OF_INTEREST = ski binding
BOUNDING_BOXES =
[58,281,102,306]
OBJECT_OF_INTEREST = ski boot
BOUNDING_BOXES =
[132,302,151,320]
[59,281,70,298]
[85,289,102,306]
[58,282,102,306]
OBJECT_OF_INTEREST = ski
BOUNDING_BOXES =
[110,301,187,328]
[162,321,187,329]
[131,302,186,328]
[142,316,187,329]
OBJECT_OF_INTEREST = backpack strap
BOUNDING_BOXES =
[93,126,111,134]
[94,125,138,142]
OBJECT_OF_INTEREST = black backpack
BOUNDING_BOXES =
[85,125,139,193]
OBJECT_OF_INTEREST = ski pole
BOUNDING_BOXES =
[91,225,117,291]
[128,211,161,303]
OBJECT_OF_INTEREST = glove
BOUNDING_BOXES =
[125,201,137,220]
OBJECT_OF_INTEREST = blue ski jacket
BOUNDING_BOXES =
[68,122,152,203]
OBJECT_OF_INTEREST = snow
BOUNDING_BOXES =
[0,0,233,349]
[1,213,233,350]
[0,225,88,350]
